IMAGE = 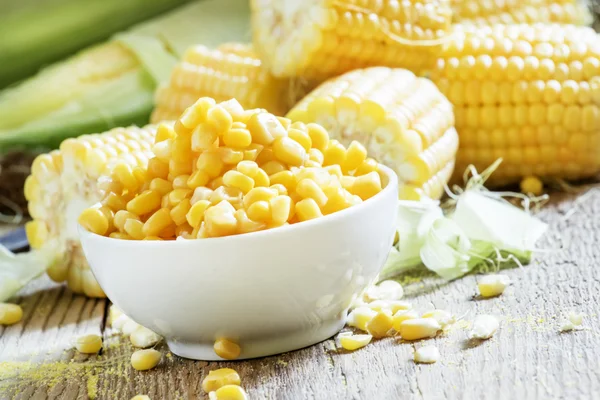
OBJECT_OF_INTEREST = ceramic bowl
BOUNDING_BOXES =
[79,165,398,360]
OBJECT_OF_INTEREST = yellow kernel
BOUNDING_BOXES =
[413,345,440,364]
[306,123,329,151]
[351,171,382,200]
[204,207,238,237]
[186,200,211,228]
[109,232,132,240]
[255,147,275,164]
[223,127,252,148]
[520,176,543,196]
[202,368,241,393]
[277,116,292,129]
[0,303,23,325]
[236,160,259,177]
[295,198,323,221]
[127,190,161,215]
[191,124,218,151]
[219,148,244,165]
[172,174,190,189]
[243,187,278,208]
[392,310,420,332]
[288,127,312,152]
[206,105,233,134]
[253,168,270,187]
[366,310,394,338]
[223,170,255,194]
[273,137,306,166]
[148,158,169,179]
[234,209,265,233]
[269,170,296,192]
[247,200,271,222]
[354,158,378,176]
[212,385,248,400]
[308,148,324,165]
[25,220,48,249]
[130,395,151,400]
[152,139,172,161]
[421,310,455,328]
[478,274,511,298]
[112,163,138,192]
[347,307,377,331]
[143,236,163,241]
[197,151,224,178]
[210,186,243,207]
[247,112,287,145]
[340,176,356,191]
[343,141,367,172]
[155,122,176,143]
[296,179,328,207]
[131,349,162,371]
[398,318,441,341]
[214,338,241,360]
[270,183,288,195]
[124,219,145,240]
[270,195,292,224]
[114,210,140,231]
[78,208,109,235]
[75,334,102,354]
[143,208,173,237]
[339,334,372,351]
[130,326,162,348]
[261,160,286,176]
[168,188,192,206]
[187,170,210,189]
[323,140,346,166]
[149,178,173,195]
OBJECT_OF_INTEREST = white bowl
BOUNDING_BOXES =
[79,165,398,360]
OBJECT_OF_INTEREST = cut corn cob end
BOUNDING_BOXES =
[24,125,156,297]
[250,0,453,80]
[287,67,458,200]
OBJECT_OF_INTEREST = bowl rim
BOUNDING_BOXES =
[78,164,398,246]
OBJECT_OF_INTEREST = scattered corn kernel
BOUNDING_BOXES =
[346,307,377,332]
[392,310,420,332]
[421,310,455,329]
[131,349,162,371]
[469,315,500,340]
[339,333,372,351]
[130,396,150,400]
[520,176,544,196]
[209,385,248,400]
[0,303,23,325]
[108,305,123,327]
[413,345,440,364]
[363,280,404,302]
[214,338,241,360]
[366,310,394,338]
[478,274,511,298]
[569,311,585,326]
[202,368,242,393]
[75,334,103,354]
[560,321,575,332]
[112,314,133,331]
[398,318,441,341]
[122,320,141,336]
[130,326,162,348]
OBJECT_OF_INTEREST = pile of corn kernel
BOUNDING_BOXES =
[78,97,383,240]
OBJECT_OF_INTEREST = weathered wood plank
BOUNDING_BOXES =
[2,191,600,400]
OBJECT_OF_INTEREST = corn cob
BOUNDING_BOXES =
[287,67,458,200]
[24,126,156,297]
[426,24,600,185]
[451,0,592,26]
[151,43,296,123]
[250,0,453,81]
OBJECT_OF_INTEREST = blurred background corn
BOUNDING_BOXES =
[451,0,592,26]
[0,0,250,153]
[152,43,295,123]
[250,0,453,81]
[24,126,156,297]
[287,67,458,200]
[426,24,600,185]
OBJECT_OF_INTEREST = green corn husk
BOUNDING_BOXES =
[0,0,250,153]
[0,0,194,88]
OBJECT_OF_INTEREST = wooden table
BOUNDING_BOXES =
[1,190,600,400]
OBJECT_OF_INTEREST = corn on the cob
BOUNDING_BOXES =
[451,0,592,26]
[427,24,600,185]
[24,126,156,297]
[250,0,453,80]
[287,67,458,200]
[152,44,294,123]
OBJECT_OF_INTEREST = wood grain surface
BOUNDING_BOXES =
[1,190,600,400]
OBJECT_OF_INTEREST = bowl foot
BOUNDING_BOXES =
[166,317,346,360]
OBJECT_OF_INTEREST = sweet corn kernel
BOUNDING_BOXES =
[170,199,192,226]
[392,310,420,332]
[270,195,292,224]
[273,137,306,166]
[323,140,346,166]
[296,179,328,207]
[0,303,23,325]
[202,368,242,393]
[247,112,286,145]
[172,174,190,189]
[366,310,394,338]
[127,190,161,215]
[75,334,102,354]
[367,300,412,314]
[421,310,455,329]
[131,349,162,371]
[124,219,145,240]
[261,160,286,175]
[569,311,585,326]
[191,187,213,204]
[214,338,241,360]
[478,274,511,298]
[469,315,499,340]
[114,211,140,231]
[288,128,312,152]
[355,158,378,176]
[347,307,377,332]
[363,280,404,302]
[78,208,109,235]
[343,141,367,172]
[234,209,265,233]
[130,326,162,348]
[269,171,296,192]
[270,184,288,195]
[206,105,233,134]
[112,163,139,191]
[253,168,270,187]
[197,151,224,178]
[243,187,278,208]
[205,205,238,237]
[210,187,243,207]
[109,232,132,240]
[130,396,150,400]
[168,188,192,206]
[223,170,255,194]
[295,198,322,221]
[413,345,440,364]
[149,178,173,195]
[210,385,248,400]
[520,176,543,196]
[307,123,329,151]
[398,318,441,341]
[352,171,382,200]
[223,127,252,148]
[339,333,372,351]
[187,200,211,228]
[237,160,260,177]
[25,220,48,249]
[143,208,173,237]
[148,158,169,179]
[247,200,271,222]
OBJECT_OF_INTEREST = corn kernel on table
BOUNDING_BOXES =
[2,190,600,400]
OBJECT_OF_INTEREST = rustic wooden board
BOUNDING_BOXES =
[2,190,600,400]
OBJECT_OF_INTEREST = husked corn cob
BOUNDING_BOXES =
[451,0,592,26]
[427,24,600,185]
[152,44,295,123]
[24,126,156,297]
[250,0,453,80]
[287,67,458,200]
